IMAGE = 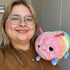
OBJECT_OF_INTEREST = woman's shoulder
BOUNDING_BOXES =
[0,48,4,63]
[0,48,4,55]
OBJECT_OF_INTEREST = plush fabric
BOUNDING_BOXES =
[35,30,70,65]
[35,32,60,60]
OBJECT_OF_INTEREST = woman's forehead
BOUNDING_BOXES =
[10,4,32,17]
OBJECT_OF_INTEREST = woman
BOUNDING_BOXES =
[0,0,60,70]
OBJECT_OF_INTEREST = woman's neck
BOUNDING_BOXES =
[11,41,30,51]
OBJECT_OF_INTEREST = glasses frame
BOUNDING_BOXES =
[8,14,34,25]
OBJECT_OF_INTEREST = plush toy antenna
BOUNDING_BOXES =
[39,28,43,34]
[55,33,65,37]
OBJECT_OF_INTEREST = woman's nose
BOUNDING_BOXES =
[20,18,26,26]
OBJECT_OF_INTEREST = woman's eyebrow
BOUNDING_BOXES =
[9,14,32,17]
[24,15,32,17]
[9,14,21,16]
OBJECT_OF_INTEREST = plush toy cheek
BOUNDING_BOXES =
[41,48,60,60]
[35,46,60,60]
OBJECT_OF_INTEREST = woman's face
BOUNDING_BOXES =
[5,5,35,43]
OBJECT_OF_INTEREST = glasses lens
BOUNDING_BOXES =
[24,16,34,24]
[8,15,20,24]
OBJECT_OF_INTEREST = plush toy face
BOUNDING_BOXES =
[35,32,60,60]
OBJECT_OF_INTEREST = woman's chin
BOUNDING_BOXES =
[16,36,30,42]
[17,37,28,40]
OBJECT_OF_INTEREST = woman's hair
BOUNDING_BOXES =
[0,0,38,65]
[0,0,38,47]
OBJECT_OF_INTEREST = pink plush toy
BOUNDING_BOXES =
[35,28,70,65]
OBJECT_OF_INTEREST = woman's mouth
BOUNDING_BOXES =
[16,29,28,33]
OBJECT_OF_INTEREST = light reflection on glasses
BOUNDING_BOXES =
[8,14,34,25]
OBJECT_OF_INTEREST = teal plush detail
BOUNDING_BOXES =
[36,55,41,61]
[63,52,69,59]
[52,58,58,65]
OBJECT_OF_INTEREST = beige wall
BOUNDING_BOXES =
[0,0,12,6]
[32,0,70,70]
[0,0,31,6]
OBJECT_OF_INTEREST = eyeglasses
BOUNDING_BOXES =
[8,14,34,25]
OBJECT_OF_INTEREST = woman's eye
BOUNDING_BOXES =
[25,19,32,22]
[11,18,19,20]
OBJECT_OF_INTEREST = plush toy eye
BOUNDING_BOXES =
[49,47,53,51]
[38,45,40,48]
